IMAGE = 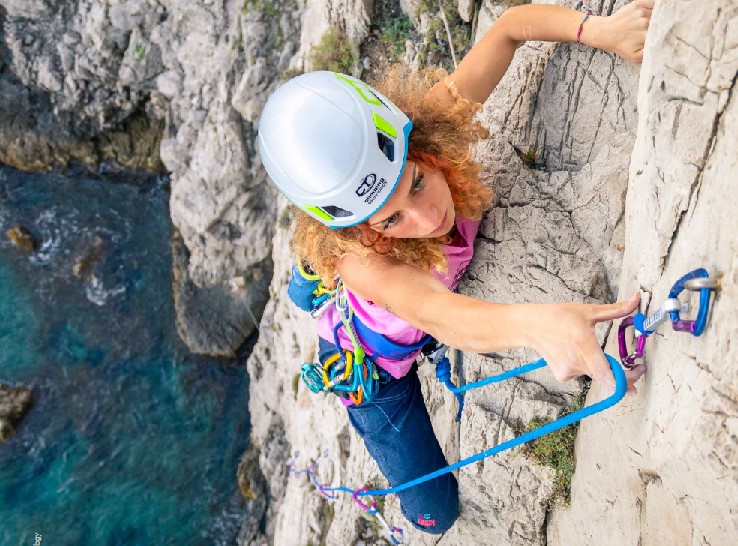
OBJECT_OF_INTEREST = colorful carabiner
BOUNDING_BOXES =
[351,488,404,543]
[617,314,647,368]
[668,268,714,336]
[352,487,376,513]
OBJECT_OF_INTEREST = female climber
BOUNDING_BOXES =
[257,0,653,534]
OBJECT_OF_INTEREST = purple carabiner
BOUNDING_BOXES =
[317,483,336,499]
[389,527,404,544]
[352,487,377,513]
[618,315,646,368]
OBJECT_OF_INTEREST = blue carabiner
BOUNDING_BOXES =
[667,268,713,336]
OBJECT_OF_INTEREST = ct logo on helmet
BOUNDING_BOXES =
[356,174,377,197]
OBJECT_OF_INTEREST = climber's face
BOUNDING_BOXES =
[367,160,455,239]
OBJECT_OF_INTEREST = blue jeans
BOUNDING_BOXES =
[319,338,460,534]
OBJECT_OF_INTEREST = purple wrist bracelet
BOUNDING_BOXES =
[577,11,593,46]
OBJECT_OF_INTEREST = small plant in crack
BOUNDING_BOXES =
[519,387,588,504]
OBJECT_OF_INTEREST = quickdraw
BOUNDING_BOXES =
[288,452,405,544]
[352,488,404,544]
[300,280,387,404]
[290,263,383,403]
[618,268,720,367]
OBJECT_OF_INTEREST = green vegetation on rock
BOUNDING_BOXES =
[242,0,280,18]
[521,390,587,504]
[310,28,357,73]
[378,13,414,59]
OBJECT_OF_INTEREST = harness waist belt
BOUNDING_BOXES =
[351,315,431,360]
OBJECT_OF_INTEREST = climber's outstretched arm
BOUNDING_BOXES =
[426,0,654,106]
[337,252,644,393]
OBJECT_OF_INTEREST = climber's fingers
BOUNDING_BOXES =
[588,292,640,323]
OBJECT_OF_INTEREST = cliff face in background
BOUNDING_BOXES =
[0,0,300,354]
[1,0,736,544]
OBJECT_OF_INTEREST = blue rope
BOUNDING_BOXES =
[295,353,624,546]
[349,353,626,498]
[432,352,550,421]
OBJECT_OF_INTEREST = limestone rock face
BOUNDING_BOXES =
[548,2,738,545]
[171,233,271,358]
[0,0,308,351]
[239,1,737,545]
[0,0,164,170]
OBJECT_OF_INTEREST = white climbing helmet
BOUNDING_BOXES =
[257,71,412,229]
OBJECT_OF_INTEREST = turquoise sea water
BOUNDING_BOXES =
[0,166,249,545]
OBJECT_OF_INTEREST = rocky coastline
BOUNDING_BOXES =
[0,383,33,442]
[1,0,735,545]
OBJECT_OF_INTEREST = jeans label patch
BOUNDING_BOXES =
[417,513,436,527]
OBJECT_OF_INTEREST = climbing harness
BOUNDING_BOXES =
[297,274,431,404]
[299,280,389,404]
[618,268,720,368]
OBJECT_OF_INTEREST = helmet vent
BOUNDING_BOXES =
[369,89,389,109]
[322,205,353,218]
[376,132,395,162]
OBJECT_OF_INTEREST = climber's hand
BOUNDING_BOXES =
[527,292,645,394]
[591,0,654,63]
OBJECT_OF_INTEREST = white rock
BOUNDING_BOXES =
[156,70,183,99]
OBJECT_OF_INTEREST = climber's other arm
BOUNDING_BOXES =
[426,0,654,106]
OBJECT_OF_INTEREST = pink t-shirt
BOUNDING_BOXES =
[316,215,480,381]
